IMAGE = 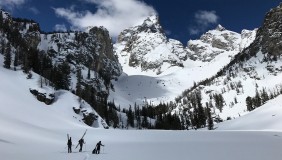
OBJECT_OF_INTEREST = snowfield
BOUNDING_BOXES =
[111,24,257,109]
[1,55,282,160]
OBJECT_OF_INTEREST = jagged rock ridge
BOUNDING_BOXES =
[173,3,282,128]
[187,24,256,62]
[0,9,121,127]
[115,15,256,75]
[115,16,187,74]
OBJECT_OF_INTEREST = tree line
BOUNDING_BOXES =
[246,85,282,111]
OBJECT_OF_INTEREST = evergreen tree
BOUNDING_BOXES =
[196,92,206,128]
[13,49,18,70]
[41,53,53,82]
[172,114,182,130]
[141,107,149,128]
[76,68,83,100]
[28,48,40,73]
[155,114,164,129]
[108,105,119,128]
[207,108,214,130]
[0,11,3,28]
[22,47,31,73]
[87,66,91,79]
[234,97,238,104]
[191,106,199,129]
[104,105,109,125]
[1,40,5,55]
[54,61,71,90]
[214,93,224,112]
[261,88,269,104]
[246,96,253,111]
[127,106,134,127]
[253,89,261,108]
[4,43,11,69]
[155,113,182,130]
[136,106,141,129]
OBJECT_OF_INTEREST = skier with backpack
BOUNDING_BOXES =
[78,138,85,152]
[92,141,104,154]
[67,137,72,153]
[75,129,87,152]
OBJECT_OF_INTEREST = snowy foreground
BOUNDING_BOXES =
[1,129,282,160]
[1,57,282,160]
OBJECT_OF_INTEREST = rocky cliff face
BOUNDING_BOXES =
[115,16,256,75]
[255,3,282,56]
[0,10,121,127]
[174,3,282,125]
[187,25,256,62]
[39,27,121,81]
[0,9,41,51]
[1,9,121,84]
[115,16,187,74]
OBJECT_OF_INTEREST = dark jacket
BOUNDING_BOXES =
[67,138,72,146]
[96,141,103,150]
[79,139,84,145]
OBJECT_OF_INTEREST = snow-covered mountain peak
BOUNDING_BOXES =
[187,25,256,62]
[215,24,226,31]
[239,28,257,51]
[115,15,186,75]
[142,15,160,28]
[199,26,240,49]
[0,9,11,19]
[117,15,163,43]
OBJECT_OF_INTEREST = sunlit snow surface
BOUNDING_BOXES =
[1,55,282,160]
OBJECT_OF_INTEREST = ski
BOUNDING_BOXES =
[75,129,87,149]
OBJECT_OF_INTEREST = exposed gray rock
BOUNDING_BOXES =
[40,26,122,94]
[29,89,55,105]
[187,25,256,62]
[115,15,187,74]
[256,3,282,56]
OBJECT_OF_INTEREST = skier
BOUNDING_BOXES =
[67,137,72,153]
[94,141,104,154]
[78,138,85,152]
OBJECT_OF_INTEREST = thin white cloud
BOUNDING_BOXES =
[195,10,218,26]
[54,24,67,32]
[189,10,219,35]
[189,28,201,35]
[0,0,26,10]
[165,29,172,36]
[29,7,39,15]
[53,0,156,39]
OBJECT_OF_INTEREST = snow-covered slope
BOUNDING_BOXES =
[1,6,282,160]
[0,9,122,128]
[174,3,282,124]
[111,21,256,108]
[0,55,106,129]
[216,94,282,130]
[1,56,282,160]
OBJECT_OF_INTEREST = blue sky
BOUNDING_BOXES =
[0,0,281,44]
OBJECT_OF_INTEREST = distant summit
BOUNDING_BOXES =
[115,15,187,75]
[215,24,226,31]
